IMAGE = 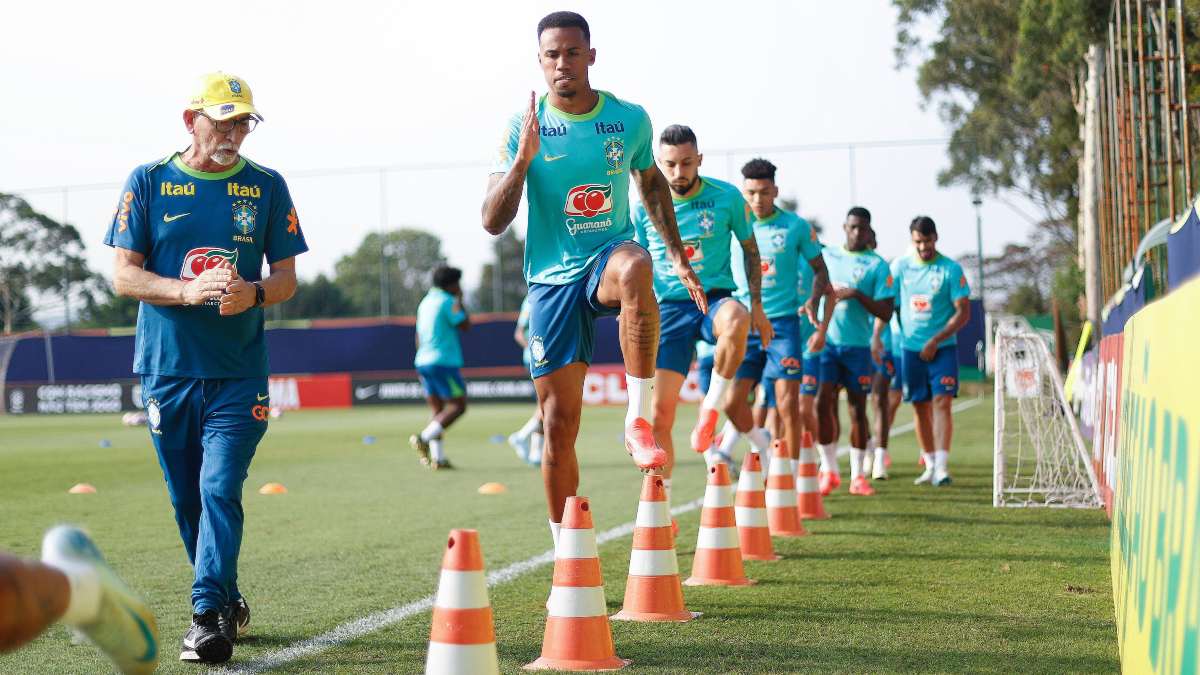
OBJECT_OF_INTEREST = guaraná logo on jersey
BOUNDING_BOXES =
[910,294,931,313]
[682,240,704,262]
[603,136,624,175]
[232,199,258,236]
[564,183,613,218]
[181,247,239,281]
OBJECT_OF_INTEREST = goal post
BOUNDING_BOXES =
[993,320,1103,508]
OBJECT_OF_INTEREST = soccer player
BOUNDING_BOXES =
[633,124,770,496]
[411,266,471,470]
[508,296,544,466]
[722,158,830,469]
[481,12,704,546]
[106,71,306,664]
[891,216,971,486]
[867,230,903,480]
[816,208,894,497]
[1,526,158,674]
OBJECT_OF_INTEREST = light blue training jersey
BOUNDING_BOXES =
[414,288,467,368]
[633,176,752,301]
[891,253,971,352]
[732,208,823,318]
[822,246,895,348]
[492,91,654,285]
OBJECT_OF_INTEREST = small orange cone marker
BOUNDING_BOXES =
[67,483,96,494]
[766,440,808,537]
[612,474,699,622]
[258,482,288,495]
[685,463,754,586]
[735,452,779,561]
[525,496,628,671]
[477,482,507,495]
[796,431,829,520]
[425,529,500,674]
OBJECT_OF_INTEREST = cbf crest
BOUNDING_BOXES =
[698,210,715,237]
[232,199,258,236]
[604,136,624,176]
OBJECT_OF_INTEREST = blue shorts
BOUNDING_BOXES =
[901,346,959,402]
[737,315,804,382]
[141,374,268,613]
[657,291,734,375]
[526,240,633,378]
[416,365,466,399]
[755,377,776,408]
[819,343,874,394]
[697,351,715,395]
[876,352,902,391]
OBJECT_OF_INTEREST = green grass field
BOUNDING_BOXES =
[0,398,1117,674]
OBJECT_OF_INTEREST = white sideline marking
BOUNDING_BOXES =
[218,498,703,674]
[837,396,984,456]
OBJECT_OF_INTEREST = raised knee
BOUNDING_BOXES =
[618,251,653,288]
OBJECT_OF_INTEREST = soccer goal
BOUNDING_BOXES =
[992,317,1103,508]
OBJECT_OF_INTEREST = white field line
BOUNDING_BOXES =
[836,396,984,456]
[219,498,704,674]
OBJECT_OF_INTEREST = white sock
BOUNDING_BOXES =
[867,436,878,451]
[516,414,541,439]
[549,520,561,550]
[921,451,936,471]
[40,558,100,626]
[874,447,886,466]
[529,432,544,463]
[850,449,866,479]
[702,372,731,410]
[935,449,949,472]
[625,373,653,427]
[719,422,741,455]
[429,439,445,462]
[703,449,717,466]
[663,478,672,504]
[820,443,839,474]
[747,427,771,453]
[420,420,444,442]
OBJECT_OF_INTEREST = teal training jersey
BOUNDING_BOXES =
[891,253,971,352]
[732,208,823,318]
[633,176,751,301]
[492,91,654,285]
[822,246,895,348]
[414,288,467,368]
[103,153,308,378]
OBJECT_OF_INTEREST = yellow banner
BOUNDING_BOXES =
[1112,277,1200,674]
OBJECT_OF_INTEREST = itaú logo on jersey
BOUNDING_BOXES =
[180,247,239,280]
[564,183,613,218]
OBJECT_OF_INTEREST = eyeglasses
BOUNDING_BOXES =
[196,111,259,134]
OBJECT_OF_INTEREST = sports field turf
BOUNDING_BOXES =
[0,397,1117,673]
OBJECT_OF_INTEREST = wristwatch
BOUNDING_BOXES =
[253,282,265,307]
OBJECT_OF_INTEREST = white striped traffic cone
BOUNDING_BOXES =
[425,529,499,674]
[735,451,779,561]
[685,463,754,586]
[766,440,808,536]
[612,473,699,621]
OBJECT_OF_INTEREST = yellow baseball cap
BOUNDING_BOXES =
[187,72,263,121]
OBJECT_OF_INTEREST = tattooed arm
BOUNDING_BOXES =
[482,92,538,235]
[631,162,706,314]
[738,235,773,346]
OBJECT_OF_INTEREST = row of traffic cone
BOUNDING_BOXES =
[427,434,830,673]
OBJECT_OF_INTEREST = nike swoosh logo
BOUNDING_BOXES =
[162,212,190,223]
[256,393,269,401]
[355,385,378,399]
[543,154,567,162]
[124,605,158,663]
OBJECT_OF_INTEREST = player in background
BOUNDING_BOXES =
[481,11,703,547]
[867,230,903,480]
[891,216,971,486]
[633,124,769,502]
[106,72,306,663]
[508,296,544,466]
[0,526,158,674]
[721,158,830,471]
[411,266,471,470]
[816,208,894,497]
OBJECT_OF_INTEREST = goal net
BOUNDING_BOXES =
[993,318,1102,508]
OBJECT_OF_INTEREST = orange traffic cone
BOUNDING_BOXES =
[526,496,628,671]
[796,431,830,520]
[685,463,754,586]
[425,529,500,675]
[612,474,699,622]
[735,451,779,561]
[766,440,808,537]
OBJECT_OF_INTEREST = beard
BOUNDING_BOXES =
[210,144,239,166]
[669,176,698,197]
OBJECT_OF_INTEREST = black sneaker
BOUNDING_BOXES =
[180,610,232,663]
[219,597,251,642]
[433,458,454,470]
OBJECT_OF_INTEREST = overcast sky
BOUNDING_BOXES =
[3,0,1039,321]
